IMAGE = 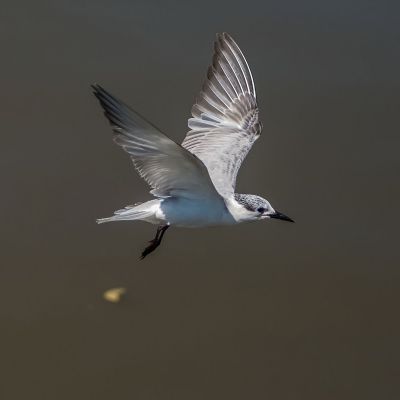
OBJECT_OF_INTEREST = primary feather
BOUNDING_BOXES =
[182,33,262,198]
[92,84,221,201]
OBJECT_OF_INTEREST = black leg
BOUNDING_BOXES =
[140,225,170,260]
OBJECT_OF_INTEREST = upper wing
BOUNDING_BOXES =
[182,32,262,198]
[92,84,221,200]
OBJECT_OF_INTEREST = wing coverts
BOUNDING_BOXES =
[182,33,262,197]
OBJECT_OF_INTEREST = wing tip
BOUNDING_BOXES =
[91,83,109,99]
[91,84,123,116]
[215,32,235,45]
[91,82,101,93]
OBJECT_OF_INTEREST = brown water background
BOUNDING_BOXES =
[1,1,400,399]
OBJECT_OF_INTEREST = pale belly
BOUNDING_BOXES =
[157,197,235,228]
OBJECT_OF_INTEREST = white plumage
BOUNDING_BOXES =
[93,33,293,258]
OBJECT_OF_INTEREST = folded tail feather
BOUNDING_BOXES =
[96,200,159,224]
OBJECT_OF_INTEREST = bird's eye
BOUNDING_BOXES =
[257,207,265,213]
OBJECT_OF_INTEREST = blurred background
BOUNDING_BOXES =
[1,0,399,399]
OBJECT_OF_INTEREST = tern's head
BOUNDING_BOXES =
[233,194,294,223]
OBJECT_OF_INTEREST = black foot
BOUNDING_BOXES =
[141,239,160,259]
[140,225,169,260]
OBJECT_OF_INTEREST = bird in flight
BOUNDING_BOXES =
[92,32,294,259]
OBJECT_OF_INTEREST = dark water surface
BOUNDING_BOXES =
[1,1,399,399]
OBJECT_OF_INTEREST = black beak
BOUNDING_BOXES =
[270,211,295,223]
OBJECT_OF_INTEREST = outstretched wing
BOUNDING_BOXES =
[182,33,262,198]
[92,84,221,200]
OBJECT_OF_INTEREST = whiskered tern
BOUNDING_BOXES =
[92,32,294,259]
